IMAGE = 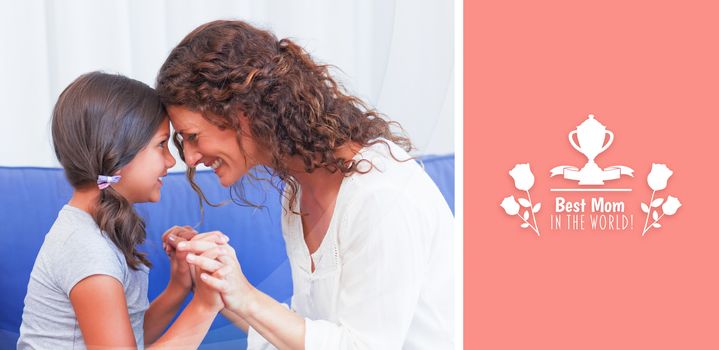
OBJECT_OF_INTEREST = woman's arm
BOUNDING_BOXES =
[220,308,250,333]
[181,190,432,349]
[239,287,306,349]
[181,241,306,349]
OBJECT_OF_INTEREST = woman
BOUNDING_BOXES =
[157,20,453,349]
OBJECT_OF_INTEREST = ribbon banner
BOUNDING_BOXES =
[550,165,634,182]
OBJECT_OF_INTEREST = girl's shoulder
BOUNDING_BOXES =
[39,206,128,280]
[48,206,115,251]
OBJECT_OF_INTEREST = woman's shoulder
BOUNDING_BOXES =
[338,140,452,229]
[345,139,440,201]
[349,139,412,178]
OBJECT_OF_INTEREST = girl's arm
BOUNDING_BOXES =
[165,231,251,333]
[146,281,220,350]
[144,226,197,344]
[71,275,137,349]
[71,272,222,350]
[143,283,189,344]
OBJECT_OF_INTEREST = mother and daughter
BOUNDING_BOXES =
[18,20,453,350]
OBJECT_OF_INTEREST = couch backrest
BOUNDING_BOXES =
[0,154,454,348]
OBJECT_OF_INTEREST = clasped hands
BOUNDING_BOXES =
[161,226,253,314]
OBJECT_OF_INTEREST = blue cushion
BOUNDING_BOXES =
[0,154,453,348]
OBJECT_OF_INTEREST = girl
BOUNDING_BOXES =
[158,20,454,349]
[18,72,225,349]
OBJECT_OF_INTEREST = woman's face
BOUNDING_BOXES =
[167,106,258,187]
[114,118,176,203]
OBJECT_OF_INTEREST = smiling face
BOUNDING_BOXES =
[113,118,176,203]
[167,106,260,187]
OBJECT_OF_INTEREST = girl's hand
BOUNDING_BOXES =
[162,226,197,293]
[179,237,254,315]
[191,263,226,313]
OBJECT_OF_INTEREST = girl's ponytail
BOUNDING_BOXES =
[94,186,151,270]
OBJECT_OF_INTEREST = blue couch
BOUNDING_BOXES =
[0,154,454,349]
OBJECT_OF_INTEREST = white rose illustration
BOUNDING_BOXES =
[500,196,520,216]
[509,163,535,191]
[647,163,673,191]
[642,164,680,236]
[501,164,541,236]
[662,196,681,216]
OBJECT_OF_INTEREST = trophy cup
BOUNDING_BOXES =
[551,114,633,185]
[568,114,614,185]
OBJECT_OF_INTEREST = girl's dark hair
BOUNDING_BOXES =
[156,19,413,212]
[52,71,165,270]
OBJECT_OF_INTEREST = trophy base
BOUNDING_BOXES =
[577,162,605,185]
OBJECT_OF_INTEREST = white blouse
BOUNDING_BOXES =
[248,140,453,349]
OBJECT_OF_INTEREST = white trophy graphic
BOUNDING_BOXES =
[551,114,633,185]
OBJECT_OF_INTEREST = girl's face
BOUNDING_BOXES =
[167,106,260,187]
[114,118,176,203]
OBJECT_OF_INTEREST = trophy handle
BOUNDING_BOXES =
[600,130,614,153]
[569,130,582,153]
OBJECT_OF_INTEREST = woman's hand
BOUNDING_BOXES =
[182,231,232,313]
[178,234,255,316]
[162,226,197,293]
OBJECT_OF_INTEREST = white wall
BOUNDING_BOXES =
[0,0,453,171]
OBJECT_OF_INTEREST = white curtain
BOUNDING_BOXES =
[0,0,453,170]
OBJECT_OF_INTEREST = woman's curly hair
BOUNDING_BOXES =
[156,20,412,212]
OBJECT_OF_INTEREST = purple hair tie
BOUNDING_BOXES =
[97,175,121,190]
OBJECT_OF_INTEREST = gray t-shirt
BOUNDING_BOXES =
[17,205,149,350]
